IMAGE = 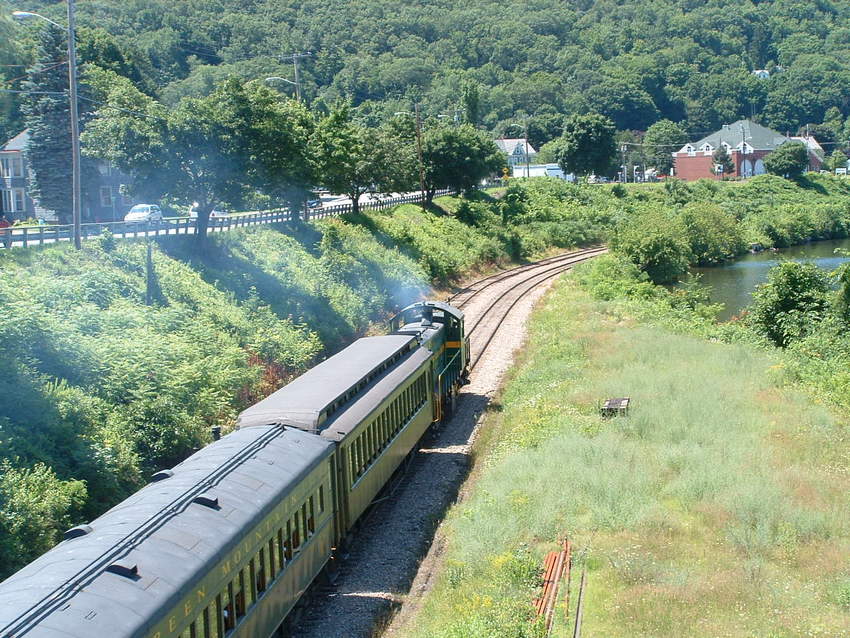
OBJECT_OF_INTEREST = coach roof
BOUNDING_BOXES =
[236,335,416,432]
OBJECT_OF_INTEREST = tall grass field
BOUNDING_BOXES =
[399,279,850,638]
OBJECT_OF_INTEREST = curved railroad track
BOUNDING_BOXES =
[292,246,605,638]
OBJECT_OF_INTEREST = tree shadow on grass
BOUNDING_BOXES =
[157,234,357,348]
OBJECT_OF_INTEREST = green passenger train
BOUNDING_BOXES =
[0,301,469,638]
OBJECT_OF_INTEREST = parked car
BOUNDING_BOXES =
[306,199,323,210]
[188,203,229,219]
[124,204,163,223]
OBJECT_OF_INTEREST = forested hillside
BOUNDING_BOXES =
[3,0,850,146]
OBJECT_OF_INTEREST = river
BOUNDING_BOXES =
[688,238,850,321]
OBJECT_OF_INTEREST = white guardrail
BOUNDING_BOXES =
[0,189,454,250]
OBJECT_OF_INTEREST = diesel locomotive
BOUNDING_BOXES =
[0,301,469,638]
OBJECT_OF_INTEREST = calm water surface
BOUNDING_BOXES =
[689,238,850,321]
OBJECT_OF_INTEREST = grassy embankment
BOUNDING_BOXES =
[0,187,612,578]
[400,269,850,637]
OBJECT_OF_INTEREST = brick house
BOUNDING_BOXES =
[673,119,822,181]
[0,129,137,222]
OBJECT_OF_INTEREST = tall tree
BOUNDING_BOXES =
[22,25,80,223]
[310,102,386,215]
[422,123,505,205]
[712,147,734,177]
[461,80,480,127]
[643,120,686,175]
[556,113,617,178]
[763,141,809,178]
[83,73,312,238]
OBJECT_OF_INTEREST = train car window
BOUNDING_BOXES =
[277,528,286,569]
[244,563,254,607]
[255,549,267,595]
[202,604,216,638]
[221,586,235,633]
[319,485,325,514]
[308,496,316,534]
[301,503,309,539]
[292,515,301,552]
[235,571,247,618]
[284,521,293,559]
[268,538,278,579]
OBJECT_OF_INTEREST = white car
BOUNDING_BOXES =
[189,204,229,219]
[124,204,163,223]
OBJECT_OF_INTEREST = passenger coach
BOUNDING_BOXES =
[0,301,469,638]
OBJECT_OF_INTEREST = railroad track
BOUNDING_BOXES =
[448,245,605,310]
[294,246,605,638]
[457,246,607,370]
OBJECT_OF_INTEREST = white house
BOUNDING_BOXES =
[495,138,537,166]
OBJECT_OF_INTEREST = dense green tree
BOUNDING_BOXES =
[712,146,734,176]
[643,120,687,174]
[679,202,745,265]
[825,149,848,172]
[22,26,78,224]
[611,207,692,284]
[84,74,313,237]
[763,141,809,178]
[748,261,831,347]
[422,123,505,204]
[556,113,617,178]
[311,102,387,215]
[461,80,481,127]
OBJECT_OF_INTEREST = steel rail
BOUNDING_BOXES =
[464,247,607,338]
[449,246,605,309]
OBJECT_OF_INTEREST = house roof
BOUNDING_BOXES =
[791,135,825,161]
[495,138,537,155]
[0,129,29,153]
[678,120,789,154]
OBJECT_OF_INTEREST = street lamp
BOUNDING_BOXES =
[13,3,82,249]
[394,105,426,209]
[265,76,297,89]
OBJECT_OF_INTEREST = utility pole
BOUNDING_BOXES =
[67,0,81,249]
[524,118,530,178]
[281,52,311,101]
[620,144,628,183]
[415,103,426,209]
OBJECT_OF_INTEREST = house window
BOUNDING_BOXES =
[11,157,23,177]
[0,158,9,178]
[1,190,10,212]
[13,189,25,212]
[686,145,695,157]
[100,185,112,207]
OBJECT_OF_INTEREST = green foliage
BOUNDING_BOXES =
[679,202,744,265]
[826,149,848,172]
[556,113,617,178]
[712,146,734,176]
[22,25,98,224]
[643,120,687,174]
[422,124,505,202]
[310,102,387,214]
[611,206,692,283]
[748,262,831,347]
[7,0,850,140]
[0,461,87,579]
[763,141,810,178]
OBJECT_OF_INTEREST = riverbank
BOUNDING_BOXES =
[391,273,850,638]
